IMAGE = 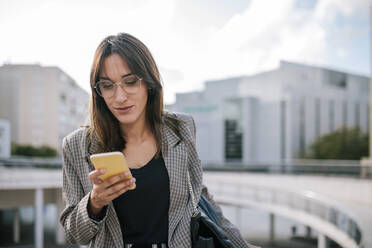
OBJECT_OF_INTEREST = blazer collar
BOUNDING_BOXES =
[77,128,104,161]
[87,132,103,156]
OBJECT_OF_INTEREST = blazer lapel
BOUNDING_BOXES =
[161,123,189,243]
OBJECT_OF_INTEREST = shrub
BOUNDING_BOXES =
[303,126,369,160]
[11,143,58,157]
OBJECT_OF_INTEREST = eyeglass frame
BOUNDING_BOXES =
[94,74,143,98]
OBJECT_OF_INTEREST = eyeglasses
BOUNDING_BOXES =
[94,75,143,98]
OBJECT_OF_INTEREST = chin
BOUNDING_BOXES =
[114,113,141,126]
[116,116,137,125]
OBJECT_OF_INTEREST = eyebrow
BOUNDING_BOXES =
[99,73,134,81]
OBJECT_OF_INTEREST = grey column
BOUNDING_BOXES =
[318,233,329,248]
[35,188,44,248]
[269,213,275,243]
[56,189,65,244]
[236,206,242,230]
[13,208,20,243]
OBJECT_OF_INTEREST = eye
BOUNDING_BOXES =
[123,76,139,86]
[125,80,137,86]
[99,81,114,89]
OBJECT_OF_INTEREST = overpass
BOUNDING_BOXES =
[203,172,372,248]
[0,163,371,248]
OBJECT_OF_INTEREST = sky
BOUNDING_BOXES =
[0,0,370,104]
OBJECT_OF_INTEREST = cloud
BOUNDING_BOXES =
[0,0,368,104]
[169,0,369,93]
[315,0,371,20]
[336,48,348,58]
[197,0,327,78]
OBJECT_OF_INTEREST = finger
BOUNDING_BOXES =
[104,171,131,187]
[97,177,135,201]
[90,175,104,185]
[106,177,136,196]
[92,176,104,185]
[89,169,106,181]
[107,178,136,200]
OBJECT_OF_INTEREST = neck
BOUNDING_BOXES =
[120,117,151,144]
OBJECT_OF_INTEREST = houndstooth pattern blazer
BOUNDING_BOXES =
[59,112,250,248]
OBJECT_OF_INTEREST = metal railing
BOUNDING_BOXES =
[0,156,62,168]
[204,159,371,178]
[206,177,363,248]
[1,157,370,178]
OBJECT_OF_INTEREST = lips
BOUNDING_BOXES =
[114,105,134,113]
[116,106,132,110]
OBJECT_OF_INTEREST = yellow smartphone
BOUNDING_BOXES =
[90,151,136,190]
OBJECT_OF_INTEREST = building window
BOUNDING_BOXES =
[223,99,242,162]
[224,119,242,161]
[338,75,346,88]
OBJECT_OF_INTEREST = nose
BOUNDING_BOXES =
[113,85,128,102]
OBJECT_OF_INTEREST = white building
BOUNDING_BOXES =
[0,64,89,154]
[169,61,369,164]
[0,119,10,158]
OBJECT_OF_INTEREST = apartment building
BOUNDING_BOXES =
[0,64,89,153]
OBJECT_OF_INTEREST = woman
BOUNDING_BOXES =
[60,33,255,248]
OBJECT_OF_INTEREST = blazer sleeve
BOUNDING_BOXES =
[59,136,108,245]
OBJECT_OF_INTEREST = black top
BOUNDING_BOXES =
[113,154,170,245]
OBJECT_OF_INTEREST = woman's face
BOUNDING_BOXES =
[99,53,148,128]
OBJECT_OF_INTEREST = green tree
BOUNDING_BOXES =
[303,126,369,160]
[11,143,58,157]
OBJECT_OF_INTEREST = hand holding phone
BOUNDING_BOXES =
[90,151,135,190]
[88,152,136,214]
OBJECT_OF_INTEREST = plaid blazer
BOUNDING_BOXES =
[60,112,250,248]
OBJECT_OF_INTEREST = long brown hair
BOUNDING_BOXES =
[89,33,175,153]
